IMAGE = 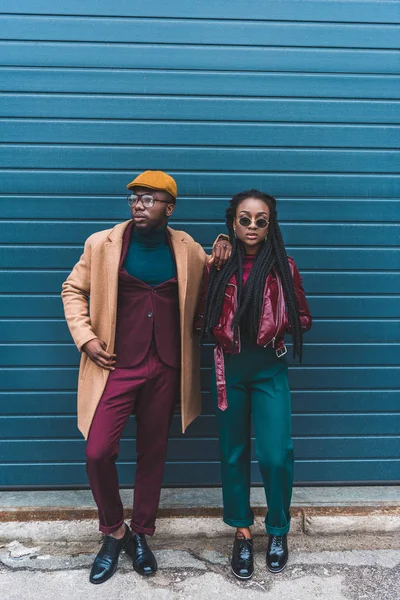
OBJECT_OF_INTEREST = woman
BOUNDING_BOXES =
[195,190,312,579]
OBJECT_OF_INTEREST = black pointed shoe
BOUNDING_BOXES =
[126,533,158,576]
[231,533,254,580]
[266,534,288,573]
[89,523,132,584]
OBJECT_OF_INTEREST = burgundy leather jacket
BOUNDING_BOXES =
[195,257,312,410]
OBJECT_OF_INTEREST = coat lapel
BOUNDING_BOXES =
[104,220,131,343]
[168,227,188,326]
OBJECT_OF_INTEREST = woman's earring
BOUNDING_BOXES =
[234,228,237,238]
[264,235,268,243]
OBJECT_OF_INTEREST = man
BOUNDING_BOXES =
[61,170,230,584]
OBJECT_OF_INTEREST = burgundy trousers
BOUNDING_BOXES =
[86,344,180,536]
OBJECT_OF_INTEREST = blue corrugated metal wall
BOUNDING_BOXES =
[1,0,399,487]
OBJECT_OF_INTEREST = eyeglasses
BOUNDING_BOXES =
[127,193,173,208]
[238,216,269,229]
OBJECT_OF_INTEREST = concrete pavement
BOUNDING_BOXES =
[1,533,400,600]
[1,488,399,598]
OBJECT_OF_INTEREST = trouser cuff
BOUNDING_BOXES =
[130,521,156,536]
[265,516,291,536]
[99,517,125,536]
[223,514,254,528]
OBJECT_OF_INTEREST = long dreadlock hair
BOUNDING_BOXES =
[201,190,303,361]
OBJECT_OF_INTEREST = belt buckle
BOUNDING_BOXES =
[276,345,287,358]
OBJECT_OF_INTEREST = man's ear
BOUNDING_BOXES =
[166,203,176,217]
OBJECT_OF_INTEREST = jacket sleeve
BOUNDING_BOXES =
[194,262,212,334]
[289,260,312,332]
[61,237,98,351]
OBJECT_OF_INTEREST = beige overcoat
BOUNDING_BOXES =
[61,220,208,439]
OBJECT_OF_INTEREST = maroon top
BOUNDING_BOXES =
[114,221,181,369]
[242,254,256,285]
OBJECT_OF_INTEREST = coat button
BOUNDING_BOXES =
[148,312,153,318]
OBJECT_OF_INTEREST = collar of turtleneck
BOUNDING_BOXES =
[123,222,176,285]
[132,223,168,247]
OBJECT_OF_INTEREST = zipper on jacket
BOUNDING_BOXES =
[263,278,283,348]
[227,281,241,353]
[264,335,276,349]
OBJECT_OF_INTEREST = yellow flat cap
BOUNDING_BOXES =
[126,170,177,199]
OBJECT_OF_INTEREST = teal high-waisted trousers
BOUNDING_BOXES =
[211,345,293,535]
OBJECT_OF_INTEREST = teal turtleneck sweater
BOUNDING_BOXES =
[123,225,176,286]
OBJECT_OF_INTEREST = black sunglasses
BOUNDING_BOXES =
[238,216,269,229]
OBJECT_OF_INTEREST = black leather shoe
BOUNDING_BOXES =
[126,533,158,576]
[266,534,288,573]
[89,523,132,584]
[231,533,254,580]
